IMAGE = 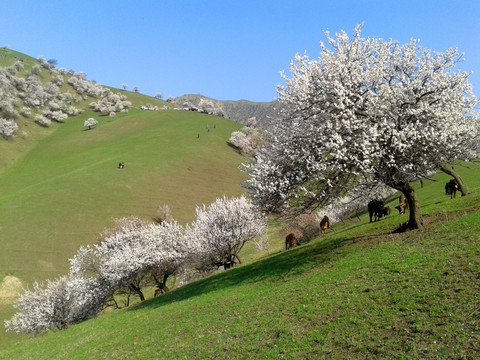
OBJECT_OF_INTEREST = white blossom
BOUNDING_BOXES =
[244,25,478,224]
[188,196,266,269]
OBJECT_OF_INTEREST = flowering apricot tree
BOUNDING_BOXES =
[188,196,266,270]
[244,25,478,230]
[5,275,107,335]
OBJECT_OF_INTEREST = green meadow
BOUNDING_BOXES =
[1,158,478,358]
[0,105,245,348]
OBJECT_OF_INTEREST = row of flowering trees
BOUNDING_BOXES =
[5,196,265,335]
[67,72,131,116]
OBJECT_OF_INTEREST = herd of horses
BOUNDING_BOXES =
[285,178,459,250]
[152,179,460,296]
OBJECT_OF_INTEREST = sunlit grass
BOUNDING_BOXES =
[1,162,478,359]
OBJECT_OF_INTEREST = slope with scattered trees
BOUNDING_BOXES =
[0,49,248,349]
[1,162,479,359]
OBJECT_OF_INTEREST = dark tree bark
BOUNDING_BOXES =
[128,283,145,301]
[153,273,171,294]
[440,165,468,196]
[399,183,423,230]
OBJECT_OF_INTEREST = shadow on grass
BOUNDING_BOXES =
[130,197,479,314]
[130,235,351,312]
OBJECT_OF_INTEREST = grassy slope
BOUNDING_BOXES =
[0,108,245,279]
[1,162,479,359]
[0,106,245,348]
[0,48,58,174]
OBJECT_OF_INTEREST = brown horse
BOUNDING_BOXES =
[285,233,298,250]
[395,194,409,214]
[319,216,329,237]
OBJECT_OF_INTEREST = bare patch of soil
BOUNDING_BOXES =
[0,275,23,304]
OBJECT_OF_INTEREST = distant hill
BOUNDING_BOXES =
[172,94,281,128]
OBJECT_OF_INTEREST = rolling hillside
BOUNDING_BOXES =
[1,162,479,359]
[0,50,248,349]
[1,48,479,358]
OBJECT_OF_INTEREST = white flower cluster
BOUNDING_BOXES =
[89,91,131,116]
[245,24,478,214]
[84,118,98,129]
[188,195,266,270]
[4,275,108,335]
[67,73,131,117]
[228,127,264,155]
[0,60,84,134]
[6,196,265,335]
[0,118,18,139]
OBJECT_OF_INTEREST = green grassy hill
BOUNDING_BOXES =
[1,49,479,358]
[0,51,247,348]
[1,161,479,359]
[0,108,245,278]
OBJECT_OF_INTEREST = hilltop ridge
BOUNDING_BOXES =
[172,94,280,128]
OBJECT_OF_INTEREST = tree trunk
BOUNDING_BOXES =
[400,184,423,230]
[153,273,171,294]
[129,283,145,301]
[233,253,242,265]
[160,274,170,293]
[440,165,468,196]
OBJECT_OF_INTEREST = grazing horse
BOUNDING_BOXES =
[368,199,384,222]
[395,194,409,214]
[380,206,391,217]
[319,216,329,237]
[445,179,459,199]
[285,233,298,250]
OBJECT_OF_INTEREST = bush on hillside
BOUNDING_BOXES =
[89,92,131,115]
[228,127,264,155]
[5,275,108,335]
[0,118,18,139]
[34,114,51,127]
[84,118,98,130]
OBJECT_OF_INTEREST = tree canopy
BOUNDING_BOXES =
[244,25,478,229]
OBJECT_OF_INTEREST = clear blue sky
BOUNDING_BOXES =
[1,0,478,102]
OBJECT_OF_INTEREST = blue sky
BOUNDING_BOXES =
[1,0,478,102]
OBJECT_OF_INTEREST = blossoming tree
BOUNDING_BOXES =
[188,196,266,270]
[5,275,107,335]
[244,25,478,230]
[91,217,194,302]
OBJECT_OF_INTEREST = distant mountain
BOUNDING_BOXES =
[172,94,281,128]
